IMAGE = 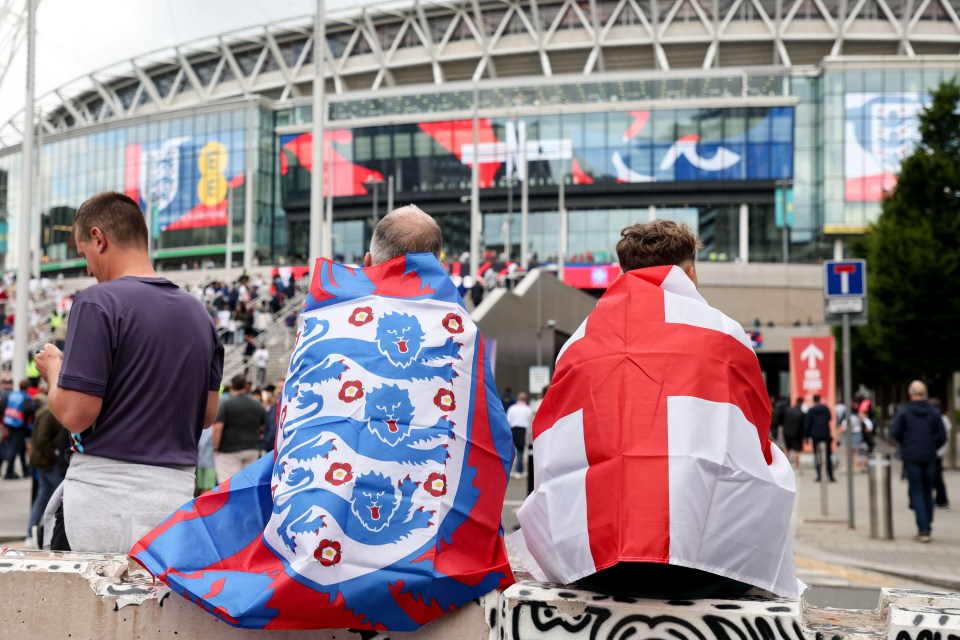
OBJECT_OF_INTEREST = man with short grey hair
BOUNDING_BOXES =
[365,205,443,266]
[892,379,945,543]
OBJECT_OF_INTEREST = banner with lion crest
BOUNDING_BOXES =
[132,253,516,631]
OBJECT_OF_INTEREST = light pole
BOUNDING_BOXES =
[557,165,567,284]
[469,84,481,279]
[309,0,327,264]
[366,175,383,227]
[13,0,36,386]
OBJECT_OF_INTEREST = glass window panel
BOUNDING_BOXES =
[355,134,373,161]
[394,131,412,157]
[413,131,433,157]
[373,133,391,159]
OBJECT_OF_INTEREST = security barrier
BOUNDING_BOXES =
[1,550,958,639]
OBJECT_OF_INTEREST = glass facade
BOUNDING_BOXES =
[0,61,955,275]
[823,65,956,231]
[3,108,278,270]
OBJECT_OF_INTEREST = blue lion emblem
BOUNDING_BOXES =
[276,383,453,467]
[272,466,431,551]
[365,383,417,447]
[376,312,426,368]
[302,312,461,384]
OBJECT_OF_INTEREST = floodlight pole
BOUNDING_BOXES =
[469,84,480,279]
[13,0,36,385]
[309,0,327,265]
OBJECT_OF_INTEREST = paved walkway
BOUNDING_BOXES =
[791,444,960,591]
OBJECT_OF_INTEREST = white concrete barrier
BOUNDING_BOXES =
[1,550,958,639]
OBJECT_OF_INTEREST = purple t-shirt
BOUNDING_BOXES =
[58,276,224,466]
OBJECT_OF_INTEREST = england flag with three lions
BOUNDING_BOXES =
[132,253,515,631]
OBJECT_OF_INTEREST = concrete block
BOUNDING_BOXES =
[0,549,493,639]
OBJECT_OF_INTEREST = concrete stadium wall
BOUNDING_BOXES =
[1,550,958,639]
[473,270,598,395]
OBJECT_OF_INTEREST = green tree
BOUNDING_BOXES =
[853,78,960,388]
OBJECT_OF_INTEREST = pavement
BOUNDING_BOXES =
[790,443,960,592]
[2,440,958,600]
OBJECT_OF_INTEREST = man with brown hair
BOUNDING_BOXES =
[511,218,800,600]
[35,191,223,553]
[615,219,703,284]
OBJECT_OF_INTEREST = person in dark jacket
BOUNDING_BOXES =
[782,398,806,470]
[891,381,946,543]
[27,399,69,547]
[803,395,834,482]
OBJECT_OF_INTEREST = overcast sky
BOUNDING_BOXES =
[0,0,358,125]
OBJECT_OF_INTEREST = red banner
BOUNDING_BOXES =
[789,336,836,430]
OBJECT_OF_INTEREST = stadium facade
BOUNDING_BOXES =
[1,0,959,289]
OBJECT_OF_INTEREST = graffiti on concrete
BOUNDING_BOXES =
[507,583,831,640]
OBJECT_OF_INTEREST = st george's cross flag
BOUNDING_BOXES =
[508,265,802,598]
[132,253,515,631]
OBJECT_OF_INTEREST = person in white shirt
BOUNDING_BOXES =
[254,346,270,387]
[506,391,534,479]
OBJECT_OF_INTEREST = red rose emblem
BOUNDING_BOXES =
[314,539,342,566]
[433,389,456,412]
[442,313,464,334]
[348,306,374,326]
[338,380,364,403]
[424,472,447,497]
[324,462,353,486]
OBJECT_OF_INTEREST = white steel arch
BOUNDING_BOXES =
[2,0,960,147]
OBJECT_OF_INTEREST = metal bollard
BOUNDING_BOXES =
[868,453,894,539]
[818,441,829,516]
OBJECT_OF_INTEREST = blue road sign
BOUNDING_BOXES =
[824,259,866,298]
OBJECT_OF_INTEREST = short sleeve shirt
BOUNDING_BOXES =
[58,276,224,466]
[215,393,267,453]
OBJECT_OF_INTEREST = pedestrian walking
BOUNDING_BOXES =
[2,380,35,479]
[26,398,69,547]
[212,375,267,482]
[35,191,223,553]
[782,398,805,470]
[803,395,835,482]
[254,345,269,387]
[891,381,945,543]
[929,397,950,510]
[506,391,533,479]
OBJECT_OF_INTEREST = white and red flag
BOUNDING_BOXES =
[508,265,802,597]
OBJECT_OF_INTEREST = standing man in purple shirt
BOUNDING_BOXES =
[36,191,224,553]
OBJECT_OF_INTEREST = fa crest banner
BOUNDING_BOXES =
[507,266,802,598]
[132,254,515,631]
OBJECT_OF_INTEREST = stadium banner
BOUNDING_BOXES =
[279,106,794,207]
[844,93,926,203]
[124,129,245,231]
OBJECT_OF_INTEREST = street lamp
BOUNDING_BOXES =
[366,175,384,227]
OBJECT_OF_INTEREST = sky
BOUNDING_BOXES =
[0,0,363,126]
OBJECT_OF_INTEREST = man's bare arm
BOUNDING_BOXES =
[212,421,225,450]
[36,343,102,433]
[204,390,220,428]
[48,386,102,433]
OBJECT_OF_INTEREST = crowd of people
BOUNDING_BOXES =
[768,386,952,543]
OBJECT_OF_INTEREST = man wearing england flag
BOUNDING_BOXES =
[510,219,802,600]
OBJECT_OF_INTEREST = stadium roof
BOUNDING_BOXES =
[2,0,960,148]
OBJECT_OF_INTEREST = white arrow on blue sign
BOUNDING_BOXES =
[823,259,867,298]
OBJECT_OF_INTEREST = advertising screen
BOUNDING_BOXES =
[279,106,794,206]
[845,93,926,202]
[124,130,245,230]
